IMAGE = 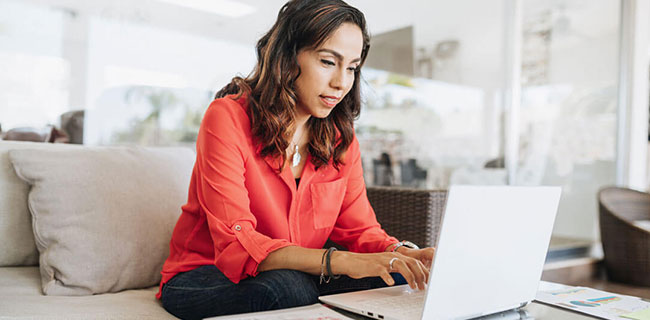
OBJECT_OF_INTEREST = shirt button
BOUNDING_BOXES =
[234,225,242,231]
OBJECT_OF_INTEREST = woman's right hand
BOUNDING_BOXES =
[331,251,429,290]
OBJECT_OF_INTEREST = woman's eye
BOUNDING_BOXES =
[321,59,335,66]
[347,67,358,72]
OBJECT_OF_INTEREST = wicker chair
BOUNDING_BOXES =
[598,186,650,286]
[325,187,447,250]
[368,187,447,248]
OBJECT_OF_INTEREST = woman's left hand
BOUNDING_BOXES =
[395,247,436,269]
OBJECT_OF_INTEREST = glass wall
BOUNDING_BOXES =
[354,0,509,190]
[518,0,620,240]
[0,1,68,130]
[82,15,256,146]
[0,0,260,146]
[355,0,621,243]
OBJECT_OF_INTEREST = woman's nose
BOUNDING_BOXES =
[330,68,349,90]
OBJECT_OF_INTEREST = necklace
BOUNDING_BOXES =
[291,128,307,167]
[292,144,301,167]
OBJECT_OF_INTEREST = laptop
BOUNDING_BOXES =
[319,185,561,320]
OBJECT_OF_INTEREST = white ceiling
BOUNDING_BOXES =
[15,0,623,44]
[13,0,636,55]
[18,0,286,45]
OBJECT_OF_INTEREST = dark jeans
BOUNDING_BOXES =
[161,265,406,320]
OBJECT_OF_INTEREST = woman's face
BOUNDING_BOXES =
[294,22,363,120]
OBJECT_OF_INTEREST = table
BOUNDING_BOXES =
[521,302,602,319]
[329,301,606,319]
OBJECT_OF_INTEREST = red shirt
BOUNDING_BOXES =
[156,95,398,299]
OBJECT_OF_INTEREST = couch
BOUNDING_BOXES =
[0,141,446,319]
[0,141,191,319]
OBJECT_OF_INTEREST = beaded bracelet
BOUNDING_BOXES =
[319,247,341,284]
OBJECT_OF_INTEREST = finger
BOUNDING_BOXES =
[425,248,435,262]
[405,258,427,290]
[395,259,417,290]
[400,249,430,268]
[417,259,430,286]
[420,248,435,269]
[380,271,395,286]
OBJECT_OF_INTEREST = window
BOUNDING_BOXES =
[0,1,68,130]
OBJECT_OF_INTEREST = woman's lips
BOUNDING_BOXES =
[320,95,339,107]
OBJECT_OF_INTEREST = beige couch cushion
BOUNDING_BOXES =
[0,141,81,267]
[9,146,194,295]
[0,266,178,319]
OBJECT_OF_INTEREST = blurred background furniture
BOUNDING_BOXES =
[2,126,68,143]
[60,110,84,144]
[372,153,395,186]
[399,159,428,188]
[0,110,84,144]
[1,110,82,144]
[598,186,650,287]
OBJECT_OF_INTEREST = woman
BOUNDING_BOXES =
[157,0,435,318]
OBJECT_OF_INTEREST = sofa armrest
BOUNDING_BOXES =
[367,186,447,249]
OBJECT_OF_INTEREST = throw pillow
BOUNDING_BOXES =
[0,141,80,267]
[9,146,195,295]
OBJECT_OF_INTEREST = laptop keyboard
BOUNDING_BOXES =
[358,290,426,319]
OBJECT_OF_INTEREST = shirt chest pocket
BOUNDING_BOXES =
[310,178,347,229]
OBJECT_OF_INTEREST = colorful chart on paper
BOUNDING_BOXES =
[536,286,650,320]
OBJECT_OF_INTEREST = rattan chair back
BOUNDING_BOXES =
[367,187,447,248]
[598,186,650,286]
[324,187,447,250]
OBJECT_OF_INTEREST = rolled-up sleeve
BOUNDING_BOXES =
[196,100,292,283]
[328,136,399,253]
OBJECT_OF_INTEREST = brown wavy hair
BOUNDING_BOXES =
[215,0,370,170]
